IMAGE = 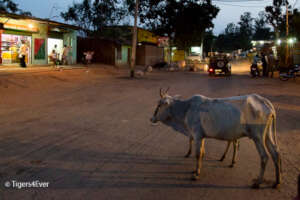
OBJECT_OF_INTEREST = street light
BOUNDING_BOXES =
[276,39,281,45]
[288,37,296,44]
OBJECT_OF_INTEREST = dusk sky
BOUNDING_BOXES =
[13,0,300,35]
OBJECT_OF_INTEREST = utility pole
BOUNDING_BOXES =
[285,1,289,65]
[130,0,139,78]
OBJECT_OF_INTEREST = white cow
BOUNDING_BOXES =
[151,89,281,189]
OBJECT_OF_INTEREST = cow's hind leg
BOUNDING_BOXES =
[252,138,269,189]
[192,138,205,180]
[229,140,239,168]
[265,133,281,189]
[185,137,193,158]
[219,141,231,162]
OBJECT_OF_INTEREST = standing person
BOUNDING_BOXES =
[19,41,27,68]
[62,45,69,65]
[261,52,269,77]
[83,51,94,65]
[268,52,276,78]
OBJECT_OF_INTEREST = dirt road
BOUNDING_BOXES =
[0,63,299,199]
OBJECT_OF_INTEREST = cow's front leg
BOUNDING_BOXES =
[192,138,205,181]
[185,137,193,158]
[229,140,239,168]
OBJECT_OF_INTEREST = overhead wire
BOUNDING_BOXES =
[211,0,275,9]
[214,2,268,7]
[293,0,299,8]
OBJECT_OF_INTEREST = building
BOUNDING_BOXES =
[0,11,78,66]
[100,26,164,67]
[136,28,164,66]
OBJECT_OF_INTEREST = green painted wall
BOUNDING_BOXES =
[63,31,77,64]
[121,46,130,64]
[115,45,131,66]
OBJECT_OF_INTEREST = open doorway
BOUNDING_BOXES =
[48,38,63,63]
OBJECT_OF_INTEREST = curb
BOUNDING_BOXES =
[0,66,86,75]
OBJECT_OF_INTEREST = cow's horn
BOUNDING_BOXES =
[160,88,163,98]
[165,87,170,94]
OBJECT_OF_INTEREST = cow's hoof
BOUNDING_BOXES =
[191,170,196,174]
[272,183,280,189]
[251,183,260,189]
[229,164,234,168]
[184,153,191,158]
[191,174,200,181]
[219,157,225,162]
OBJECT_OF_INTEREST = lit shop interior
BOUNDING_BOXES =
[1,34,31,65]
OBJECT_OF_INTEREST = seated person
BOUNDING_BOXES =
[49,50,58,67]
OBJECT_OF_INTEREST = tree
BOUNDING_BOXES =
[288,9,300,39]
[225,23,238,35]
[238,12,253,36]
[238,12,253,50]
[214,23,242,52]
[215,11,274,52]
[173,1,219,51]
[0,0,31,16]
[253,11,272,40]
[127,0,219,51]
[203,30,216,54]
[61,0,125,36]
[265,0,287,38]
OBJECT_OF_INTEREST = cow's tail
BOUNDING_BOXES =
[272,113,278,147]
[272,113,282,173]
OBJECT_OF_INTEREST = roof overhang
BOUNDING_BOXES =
[0,11,80,31]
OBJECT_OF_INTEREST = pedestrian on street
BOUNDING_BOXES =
[83,51,94,65]
[261,52,269,77]
[268,52,276,78]
[253,54,260,64]
[252,54,261,76]
[19,41,27,68]
[62,45,69,65]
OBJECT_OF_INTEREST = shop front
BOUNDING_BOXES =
[0,12,78,67]
[1,33,32,65]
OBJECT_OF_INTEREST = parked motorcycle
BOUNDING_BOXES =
[279,65,300,81]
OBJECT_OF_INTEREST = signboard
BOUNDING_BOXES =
[138,29,158,44]
[157,37,169,47]
[173,50,185,61]
[4,23,38,32]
